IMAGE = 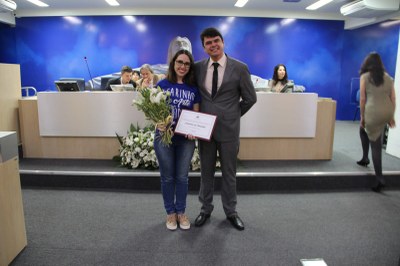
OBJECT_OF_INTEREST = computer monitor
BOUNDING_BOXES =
[280,83,294,93]
[59,77,85,91]
[55,80,80,92]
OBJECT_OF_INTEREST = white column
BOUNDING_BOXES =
[386,28,400,158]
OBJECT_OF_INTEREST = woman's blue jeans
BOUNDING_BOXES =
[154,134,195,215]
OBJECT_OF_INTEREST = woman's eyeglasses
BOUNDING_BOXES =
[175,60,191,68]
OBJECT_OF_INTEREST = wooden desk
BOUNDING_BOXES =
[0,132,27,266]
[0,64,22,142]
[19,93,336,160]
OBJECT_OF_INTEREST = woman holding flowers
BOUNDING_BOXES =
[155,49,201,231]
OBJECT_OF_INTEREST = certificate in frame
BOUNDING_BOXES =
[174,110,217,141]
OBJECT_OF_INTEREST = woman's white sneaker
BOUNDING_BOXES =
[166,213,177,230]
[177,214,191,230]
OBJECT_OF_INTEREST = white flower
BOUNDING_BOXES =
[133,93,144,105]
[154,91,164,103]
[151,87,159,94]
[131,158,140,168]
[125,137,133,146]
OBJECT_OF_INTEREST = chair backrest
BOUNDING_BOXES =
[21,86,37,97]
[100,76,115,90]
[356,89,360,103]
[350,77,360,105]
[59,78,85,91]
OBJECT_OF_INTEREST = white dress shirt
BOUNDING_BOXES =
[204,53,227,95]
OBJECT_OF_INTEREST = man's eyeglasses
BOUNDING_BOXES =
[175,60,191,68]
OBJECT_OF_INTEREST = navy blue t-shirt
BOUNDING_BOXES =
[157,79,201,127]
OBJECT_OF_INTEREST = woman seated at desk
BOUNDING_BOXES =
[268,64,293,93]
[136,64,165,89]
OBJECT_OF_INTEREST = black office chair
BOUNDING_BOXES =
[59,78,85,91]
[350,77,360,121]
[21,86,37,97]
[353,89,360,121]
[100,76,115,90]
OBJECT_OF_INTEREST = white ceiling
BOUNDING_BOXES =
[13,0,352,19]
[10,0,400,29]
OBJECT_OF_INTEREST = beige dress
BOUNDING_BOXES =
[363,72,395,141]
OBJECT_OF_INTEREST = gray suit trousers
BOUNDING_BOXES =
[198,138,239,217]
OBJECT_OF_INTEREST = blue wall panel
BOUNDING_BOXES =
[338,23,399,120]
[0,23,17,64]
[0,15,398,120]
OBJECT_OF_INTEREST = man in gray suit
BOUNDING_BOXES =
[194,27,257,230]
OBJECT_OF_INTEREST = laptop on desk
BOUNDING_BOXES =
[110,84,135,92]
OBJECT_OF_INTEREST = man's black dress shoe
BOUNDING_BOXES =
[227,215,245,231]
[194,213,210,227]
[357,158,370,167]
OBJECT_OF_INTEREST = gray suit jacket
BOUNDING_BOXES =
[195,55,257,142]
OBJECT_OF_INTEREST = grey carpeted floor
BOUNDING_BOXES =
[11,189,400,266]
[9,121,400,265]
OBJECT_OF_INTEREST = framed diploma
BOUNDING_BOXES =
[175,110,217,141]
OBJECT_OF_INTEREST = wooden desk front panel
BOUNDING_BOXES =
[0,157,27,266]
[0,64,22,142]
[19,98,119,159]
[238,99,336,160]
[19,98,336,160]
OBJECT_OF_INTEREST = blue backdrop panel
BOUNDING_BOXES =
[0,23,17,63]
[0,15,398,120]
[8,16,344,95]
[338,23,399,120]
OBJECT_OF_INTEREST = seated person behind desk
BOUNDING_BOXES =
[136,64,165,89]
[268,64,293,93]
[132,70,141,83]
[106,65,137,91]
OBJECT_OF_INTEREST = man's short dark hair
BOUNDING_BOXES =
[200,27,224,47]
[121,65,133,74]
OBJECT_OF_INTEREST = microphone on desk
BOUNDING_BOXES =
[84,56,94,90]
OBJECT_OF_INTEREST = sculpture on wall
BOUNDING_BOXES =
[166,36,192,64]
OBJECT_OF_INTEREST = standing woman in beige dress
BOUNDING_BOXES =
[357,52,396,192]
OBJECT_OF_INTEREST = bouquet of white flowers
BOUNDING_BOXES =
[116,126,221,171]
[133,87,173,146]
[116,124,158,169]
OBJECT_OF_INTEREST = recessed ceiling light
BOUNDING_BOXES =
[306,0,333,10]
[105,0,120,6]
[26,0,49,7]
[380,19,400,28]
[234,0,249,8]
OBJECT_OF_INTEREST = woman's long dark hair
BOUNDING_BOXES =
[359,52,385,86]
[166,49,195,86]
[272,64,288,86]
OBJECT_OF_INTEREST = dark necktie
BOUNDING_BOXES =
[212,62,219,98]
